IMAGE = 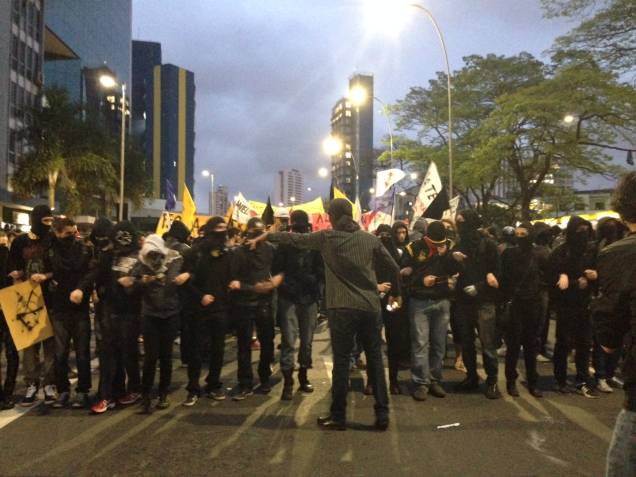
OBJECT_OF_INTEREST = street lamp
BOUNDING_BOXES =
[318,167,329,178]
[99,74,127,221]
[322,135,343,156]
[201,169,214,215]
[290,196,296,203]
[363,1,454,196]
[563,114,576,124]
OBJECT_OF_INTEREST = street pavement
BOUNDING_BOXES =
[0,321,622,477]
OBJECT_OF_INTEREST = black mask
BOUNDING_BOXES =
[246,229,264,239]
[146,253,165,272]
[94,236,110,249]
[58,235,75,247]
[203,231,227,250]
[114,230,133,248]
[570,230,589,252]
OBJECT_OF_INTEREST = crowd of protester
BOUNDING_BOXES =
[0,173,635,471]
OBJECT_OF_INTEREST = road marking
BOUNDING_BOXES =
[0,404,35,431]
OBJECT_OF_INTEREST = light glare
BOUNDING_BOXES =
[322,136,343,156]
[363,0,412,38]
[99,75,117,89]
[318,167,329,178]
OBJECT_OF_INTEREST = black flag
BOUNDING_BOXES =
[262,197,275,226]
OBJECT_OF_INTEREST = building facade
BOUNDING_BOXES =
[0,0,46,222]
[328,73,374,208]
[214,185,229,216]
[274,169,303,206]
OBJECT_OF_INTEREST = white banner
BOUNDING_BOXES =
[232,192,260,224]
[411,161,442,228]
[442,196,461,221]
[375,169,406,198]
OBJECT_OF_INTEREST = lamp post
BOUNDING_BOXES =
[202,170,214,215]
[99,74,127,221]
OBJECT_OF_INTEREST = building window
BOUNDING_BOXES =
[594,202,605,210]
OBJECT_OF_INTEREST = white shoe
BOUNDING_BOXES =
[43,385,57,405]
[21,384,38,407]
[609,377,624,388]
[598,379,614,393]
[536,354,551,363]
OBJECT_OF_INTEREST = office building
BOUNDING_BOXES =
[0,0,45,222]
[214,185,229,216]
[328,73,374,207]
[274,169,303,206]
[43,0,132,108]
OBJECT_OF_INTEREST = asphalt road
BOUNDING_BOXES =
[0,322,622,477]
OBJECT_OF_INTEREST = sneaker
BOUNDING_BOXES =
[577,384,600,399]
[91,399,115,414]
[506,382,520,398]
[485,383,502,400]
[183,393,199,407]
[156,394,170,410]
[232,387,254,401]
[609,377,624,389]
[207,389,226,401]
[454,377,480,392]
[556,382,573,394]
[52,391,70,408]
[536,354,551,363]
[71,393,90,409]
[1,398,15,410]
[21,384,38,407]
[597,378,614,394]
[43,385,57,405]
[429,382,446,398]
[257,382,272,394]
[412,386,428,401]
[118,392,142,406]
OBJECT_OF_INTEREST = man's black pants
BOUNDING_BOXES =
[554,305,592,386]
[142,315,178,395]
[504,297,540,388]
[329,308,388,423]
[234,303,274,389]
[185,311,229,395]
[51,309,92,394]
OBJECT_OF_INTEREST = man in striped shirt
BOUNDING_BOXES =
[249,198,401,431]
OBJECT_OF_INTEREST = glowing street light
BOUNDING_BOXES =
[348,85,368,107]
[410,172,418,180]
[369,187,376,195]
[307,187,312,192]
[201,169,210,177]
[318,167,329,178]
[99,74,118,89]
[563,114,576,124]
[290,196,296,203]
[322,135,343,156]
[201,170,214,214]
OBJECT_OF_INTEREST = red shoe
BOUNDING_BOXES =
[91,399,115,414]
[118,392,141,406]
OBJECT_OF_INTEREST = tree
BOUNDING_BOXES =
[387,53,546,219]
[472,56,636,220]
[542,0,636,73]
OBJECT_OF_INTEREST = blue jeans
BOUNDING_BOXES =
[409,298,450,386]
[279,298,317,372]
[607,409,636,477]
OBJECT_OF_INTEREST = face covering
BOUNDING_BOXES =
[114,230,133,248]
[246,229,264,240]
[204,231,227,250]
[94,236,110,249]
[58,235,75,247]
[571,230,589,252]
[146,252,165,273]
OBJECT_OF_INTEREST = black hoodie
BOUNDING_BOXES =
[549,215,597,306]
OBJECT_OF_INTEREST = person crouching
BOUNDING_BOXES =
[121,234,183,413]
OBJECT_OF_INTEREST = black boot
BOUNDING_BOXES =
[298,368,314,393]
[281,370,294,401]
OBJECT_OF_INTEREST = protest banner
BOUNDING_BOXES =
[0,281,53,351]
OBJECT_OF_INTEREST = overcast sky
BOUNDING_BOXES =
[132,0,576,211]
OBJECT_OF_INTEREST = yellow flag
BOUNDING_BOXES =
[333,186,361,223]
[333,186,349,201]
[182,185,196,229]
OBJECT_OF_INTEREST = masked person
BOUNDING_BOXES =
[44,217,94,409]
[592,172,636,477]
[500,222,549,398]
[271,210,323,401]
[404,221,460,401]
[180,217,236,405]
[229,217,277,401]
[90,221,143,414]
[0,231,19,410]
[453,209,502,399]
[550,215,599,398]
[249,199,401,431]
[121,234,183,413]
[533,222,554,364]
[392,221,410,254]
[8,205,56,406]
[163,221,194,369]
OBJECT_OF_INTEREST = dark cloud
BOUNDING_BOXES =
[133,0,573,210]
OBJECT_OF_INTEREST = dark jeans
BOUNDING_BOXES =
[180,307,196,366]
[142,315,178,395]
[97,308,141,400]
[234,302,274,388]
[328,308,388,422]
[537,290,550,355]
[504,297,540,388]
[593,338,620,381]
[0,316,18,401]
[279,298,317,372]
[553,305,592,386]
[51,310,92,394]
[186,311,229,395]
[409,298,450,386]
[455,302,498,384]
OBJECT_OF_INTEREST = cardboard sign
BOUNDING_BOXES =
[0,282,53,351]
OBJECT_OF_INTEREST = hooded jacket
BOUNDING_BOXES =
[130,234,183,318]
[593,231,636,411]
[549,215,597,306]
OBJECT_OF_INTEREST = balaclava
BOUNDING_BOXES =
[111,220,138,255]
[290,210,310,233]
[246,217,266,239]
[166,220,191,244]
[565,215,592,256]
[516,222,534,252]
[90,217,113,250]
[200,216,227,251]
[30,205,53,238]
[457,209,482,251]
[376,224,399,261]
[139,234,168,273]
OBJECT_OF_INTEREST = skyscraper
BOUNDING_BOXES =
[214,185,229,216]
[328,73,374,207]
[274,169,304,206]
[0,0,45,221]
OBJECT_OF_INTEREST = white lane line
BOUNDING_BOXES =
[0,404,36,431]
